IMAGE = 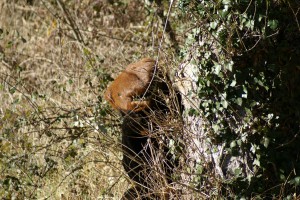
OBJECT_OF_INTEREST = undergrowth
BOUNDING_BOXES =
[0,0,299,199]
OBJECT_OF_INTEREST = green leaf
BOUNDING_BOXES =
[6,41,13,48]
[212,124,220,132]
[245,19,254,29]
[235,98,243,106]
[253,158,260,166]
[237,139,242,146]
[234,168,242,176]
[295,177,300,186]
[210,21,218,29]
[280,173,286,181]
[242,85,248,98]
[230,80,236,87]
[9,87,16,94]
[222,0,231,5]
[268,19,279,30]
[263,137,270,148]
[230,140,236,148]
[224,61,233,72]
[214,63,222,74]
[221,100,228,108]
[258,14,264,22]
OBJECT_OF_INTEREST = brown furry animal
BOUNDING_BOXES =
[104,58,179,199]
[104,58,156,113]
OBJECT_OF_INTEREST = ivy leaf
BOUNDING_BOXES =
[222,0,231,5]
[235,98,243,106]
[224,61,233,72]
[221,100,228,108]
[263,137,270,148]
[230,140,237,148]
[245,19,254,30]
[253,158,260,167]
[210,21,218,29]
[234,168,242,176]
[212,124,220,133]
[230,80,236,87]
[214,62,222,74]
[242,85,248,98]
[295,177,300,186]
[268,19,279,30]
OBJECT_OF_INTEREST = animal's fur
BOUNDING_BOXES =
[104,58,156,113]
[104,58,179,199]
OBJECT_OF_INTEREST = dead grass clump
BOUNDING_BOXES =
[0,0,166,199]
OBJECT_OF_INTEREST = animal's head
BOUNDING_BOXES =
[104,58,156,113]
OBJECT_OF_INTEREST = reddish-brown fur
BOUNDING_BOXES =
[104,58,156,112]
[104,58,177,199]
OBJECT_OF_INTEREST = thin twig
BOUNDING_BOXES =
[56,0,85,44]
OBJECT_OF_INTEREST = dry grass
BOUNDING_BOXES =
[3,1,296,200]
[0,0,177,199]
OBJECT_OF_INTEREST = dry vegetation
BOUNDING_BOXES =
[3,0,298,199]
[0,0,179,199]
